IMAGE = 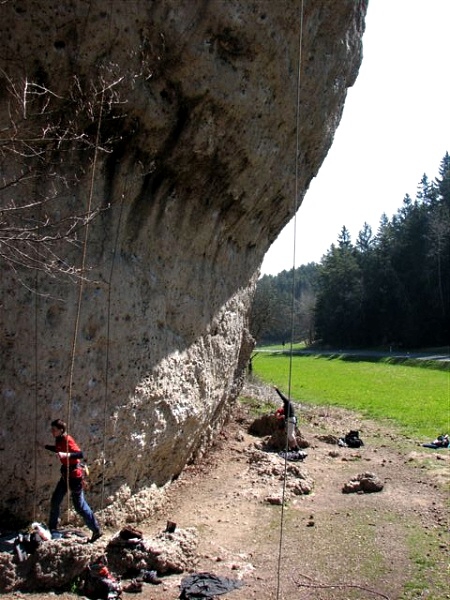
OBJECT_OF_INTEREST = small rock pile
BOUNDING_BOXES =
[342,472,384,494]
[107,527,198,575]
[247,448,314,504]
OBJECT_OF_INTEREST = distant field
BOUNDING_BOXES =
[251,353,449,439]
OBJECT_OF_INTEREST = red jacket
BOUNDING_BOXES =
[55,434,81,467]
[46,434,84,477]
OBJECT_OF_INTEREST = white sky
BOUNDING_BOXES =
[261,0,450,276]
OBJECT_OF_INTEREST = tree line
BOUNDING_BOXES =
[251,152,450,349]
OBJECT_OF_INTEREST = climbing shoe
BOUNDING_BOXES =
[90,530,103,543]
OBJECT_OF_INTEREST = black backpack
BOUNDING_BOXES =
[344,430,364,448]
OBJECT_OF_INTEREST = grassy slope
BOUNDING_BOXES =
[250,352,449,599]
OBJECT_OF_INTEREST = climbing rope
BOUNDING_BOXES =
[67,91,105,427]
[63,1,124,520]
[64,87,106,521]
[32,0,112,521]
[100,183,126,510]
[32,197,46,523]
[99,1,131,504]
[32,267,39,523]
[276,1,305,598]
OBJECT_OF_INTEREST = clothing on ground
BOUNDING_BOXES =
[278,450,308,461]
[422,434,449,449]
[179,572,244,599]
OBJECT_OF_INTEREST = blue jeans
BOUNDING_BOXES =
[49,474,100,533]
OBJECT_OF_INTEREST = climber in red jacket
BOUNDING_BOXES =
[45,419,102,542]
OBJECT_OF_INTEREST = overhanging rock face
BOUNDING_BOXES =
[0,0,368,523]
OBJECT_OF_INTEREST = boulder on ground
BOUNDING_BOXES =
[342,472,384,494]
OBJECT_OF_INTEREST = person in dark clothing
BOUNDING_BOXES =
[45,419,102,542]
[274,387,300,450]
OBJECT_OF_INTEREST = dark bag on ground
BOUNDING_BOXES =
[344,430,364,448]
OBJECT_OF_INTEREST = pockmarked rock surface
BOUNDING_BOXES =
[0,0,368,522]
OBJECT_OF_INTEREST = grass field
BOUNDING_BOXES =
[252,353,450,440]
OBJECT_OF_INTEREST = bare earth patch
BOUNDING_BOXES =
[2,384,449,600]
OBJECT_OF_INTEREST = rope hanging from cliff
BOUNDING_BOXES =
[98,0,116,513]
[99,183,126,511]
[32,268,39,523]
[33,198,45,523]
[64,88,106,521]
[276,1,305,599]
[66,94,105,425]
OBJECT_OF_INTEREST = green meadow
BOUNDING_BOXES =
[252,353,449,440]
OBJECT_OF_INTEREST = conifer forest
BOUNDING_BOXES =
[251,153,450,349]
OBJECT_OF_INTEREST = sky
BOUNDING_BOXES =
[261,0,450,276]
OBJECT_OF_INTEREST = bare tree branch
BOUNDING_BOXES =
[0,67,125,283]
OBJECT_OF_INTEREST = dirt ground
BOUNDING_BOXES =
[4,382,449,600]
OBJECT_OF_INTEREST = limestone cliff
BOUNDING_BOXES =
[0,0,367,524]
